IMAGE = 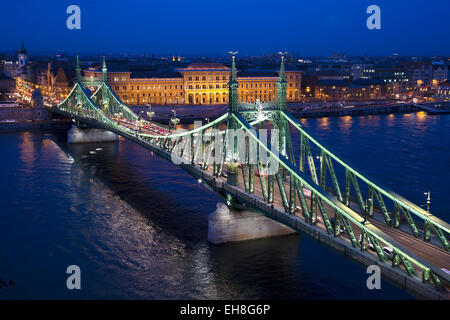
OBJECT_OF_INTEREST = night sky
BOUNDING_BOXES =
[2,0,450,56]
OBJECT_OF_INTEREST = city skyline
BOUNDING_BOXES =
[2,0,450,56]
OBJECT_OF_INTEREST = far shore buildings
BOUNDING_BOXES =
[8,43,449,105]
[83,62,302,105]
[437,80,450,99]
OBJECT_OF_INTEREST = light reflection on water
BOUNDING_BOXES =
[1,112,448,299]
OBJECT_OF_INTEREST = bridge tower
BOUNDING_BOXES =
[276,54,297,214]
[101,56,110,110]
[76,56,81,83]
[226,51,240,188]
[277,53,287,112]
[275,53,291,159]
[102,56,107,82]
[228,51,239,113]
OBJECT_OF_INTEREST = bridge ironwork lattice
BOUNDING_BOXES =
[52,55,450,296]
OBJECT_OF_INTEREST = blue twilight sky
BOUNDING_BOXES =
[1,0,450,56]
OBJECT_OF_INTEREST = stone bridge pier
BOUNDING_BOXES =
[67,125,119,144]
[208,202,295,244]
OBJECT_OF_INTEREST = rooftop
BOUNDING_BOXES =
[179,62,230,71]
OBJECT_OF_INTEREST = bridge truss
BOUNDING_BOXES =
[53,55,450,297]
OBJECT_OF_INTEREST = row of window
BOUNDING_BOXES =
[239,93,299,100]
[188,76,228,81]
[238,82,298,89]
[114,84,184,91]
[112,77,128,82]
[125,91,185,98]
[113,81,299,92]
[120,93,300,105]
[125,97,184,104]
[110,74,300,82]
[187,84,228,89]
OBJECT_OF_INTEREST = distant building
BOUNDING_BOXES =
[399,62,433,88]
[0,73,16,101]
[84,62,302,105]
[360,64,409,94]
[17,41,28,68]
[314,79,383,101]
[1,42,29,79]
[437,80,450,99]
[352,64,373,80]
[31,89,43,107]
[432,62,448,87]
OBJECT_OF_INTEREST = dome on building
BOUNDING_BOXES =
[31,89,43,107]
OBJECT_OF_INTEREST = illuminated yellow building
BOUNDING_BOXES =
[84,62,301,105]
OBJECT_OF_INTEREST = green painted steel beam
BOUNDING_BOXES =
[232,112,449,284]
[281,111,450,239]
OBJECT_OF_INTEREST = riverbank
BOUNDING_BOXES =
[0,101,446,131]
[0,119,71,132]
[288,103,419,118]
[0,106,50,122]
[129,102,424,124]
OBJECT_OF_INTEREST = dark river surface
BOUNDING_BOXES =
[0,111,449,299]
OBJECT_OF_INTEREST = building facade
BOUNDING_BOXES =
[437,80,450,99]
[83,62,301,105]
[360,64,409,93]
[314,79,383,101]
[399,62,433,88]
[432,63,448,87]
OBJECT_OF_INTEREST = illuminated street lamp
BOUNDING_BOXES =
[424,191,431,213]
[421,190,432,242]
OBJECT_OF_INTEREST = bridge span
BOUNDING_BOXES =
[52,55,450,299]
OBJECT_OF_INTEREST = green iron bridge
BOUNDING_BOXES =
[52,55,450,299]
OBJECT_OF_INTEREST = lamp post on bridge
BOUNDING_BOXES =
[423,191,432,242]
[425,191,431,213]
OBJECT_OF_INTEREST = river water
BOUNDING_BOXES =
[0,111,449,299]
